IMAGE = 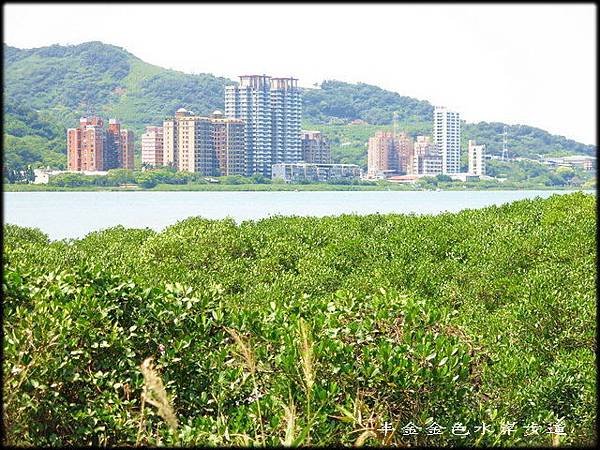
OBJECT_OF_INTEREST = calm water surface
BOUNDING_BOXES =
[3,190,593,240]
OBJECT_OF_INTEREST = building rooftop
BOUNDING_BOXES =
[560,155,596,161]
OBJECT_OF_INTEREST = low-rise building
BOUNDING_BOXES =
[387,174,421,184]
[468,139,486,176]
[301,130,331,164]
[542,155,596,171]
[272,163,362,183]
[33,169,109,184]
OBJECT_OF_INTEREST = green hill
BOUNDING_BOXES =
[3,42,596,172]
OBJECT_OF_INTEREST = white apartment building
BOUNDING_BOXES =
[433,106,461,174]
[225,75,301,177]
[141,126,164,167]
[272,163,361,183]
[271,77,302,165]
[468,140,486,176]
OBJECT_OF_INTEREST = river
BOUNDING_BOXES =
[3,190,593,240]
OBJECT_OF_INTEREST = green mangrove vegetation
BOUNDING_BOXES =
[2,192,596,446]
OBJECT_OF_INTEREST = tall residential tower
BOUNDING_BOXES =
[367,131,399,178]
[225,75,301,177]
[433,106,461,174]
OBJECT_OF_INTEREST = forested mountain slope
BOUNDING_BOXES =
[4,42,595,171]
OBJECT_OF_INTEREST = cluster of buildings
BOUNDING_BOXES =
[540,155,596,172]
[137,74,357,182]
[67,117,134,171]
[65,74,354,182]
[367,106,486,182]
[64,79,523,185]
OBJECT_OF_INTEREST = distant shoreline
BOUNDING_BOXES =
[3,183,587,192]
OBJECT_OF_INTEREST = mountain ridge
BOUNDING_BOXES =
[3,41,596,171]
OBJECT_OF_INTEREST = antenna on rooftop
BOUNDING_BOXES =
[502,125,508,161]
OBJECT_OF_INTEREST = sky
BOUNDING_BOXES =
[3,3,597,145]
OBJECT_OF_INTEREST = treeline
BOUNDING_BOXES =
[44,168,378,189]
[485,159,593,187]
[46,169,227,189]
[303,80,434,125]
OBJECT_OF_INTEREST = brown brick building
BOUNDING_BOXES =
[67,117,134,171]
[301,130,331,164]
[67,117,105,171]
[120,129,135,170]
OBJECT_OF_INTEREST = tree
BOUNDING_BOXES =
[135,172,159,189]
[435,174,453,183]
[49,172,91,187]
[556,166,576,183]
[250,174,271,184]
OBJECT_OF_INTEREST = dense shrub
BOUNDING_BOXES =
[3,193,596,446]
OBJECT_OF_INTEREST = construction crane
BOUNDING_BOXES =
[393,111,399,138]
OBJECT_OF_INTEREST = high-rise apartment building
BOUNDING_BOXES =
[301,130,331,164]
[468,139,486,176]
[396,132,414,174]
[367,131,398,178]
[411,135,442,176]
[169,109,214,174]
[67,117,134,171]
[104,119,122,170]
[367,130,414,179]
[67,117,105,171]
[162,108,245,176]
[225,76,271,176]
[433,106,461,174]
[211,111,245,176]
[270,77,302,165]
[120,129,135,170]
[141,126,164,168]
[163,116,178,168]
[225,75,301,177]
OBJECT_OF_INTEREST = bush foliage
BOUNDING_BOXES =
[3,193,596,446]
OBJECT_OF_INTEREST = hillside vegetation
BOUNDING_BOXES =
[3,193,596,446]
[3,42,596,172]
